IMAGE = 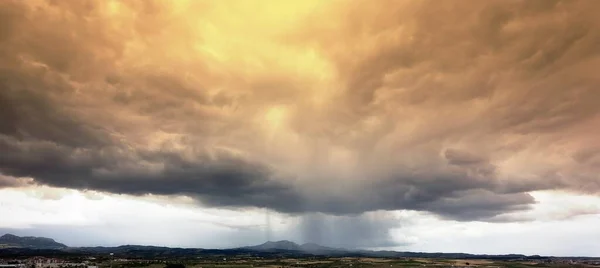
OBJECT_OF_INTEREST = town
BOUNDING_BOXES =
[2,254,600,268]
[1,235,599,268]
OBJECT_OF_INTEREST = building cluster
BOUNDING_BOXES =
[0,257,97,268]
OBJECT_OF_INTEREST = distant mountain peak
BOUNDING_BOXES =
[0,233,67,249]
[249,240,301,251]
[242,240,341,254]
[0,234,18,239]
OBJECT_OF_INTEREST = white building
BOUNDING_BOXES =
[0,265,26,268]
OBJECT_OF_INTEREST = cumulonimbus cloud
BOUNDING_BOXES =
[1,0,599,222]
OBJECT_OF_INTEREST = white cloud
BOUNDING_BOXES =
[380,191,600,256]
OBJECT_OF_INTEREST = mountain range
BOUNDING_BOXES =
[0,234,67,249]
[0,234,586,260]
[241,240,342,253]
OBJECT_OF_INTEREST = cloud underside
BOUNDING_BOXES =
[1,0,599,222]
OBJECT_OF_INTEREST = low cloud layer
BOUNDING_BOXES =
[1,0,600,223]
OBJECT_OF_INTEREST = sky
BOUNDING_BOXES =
[0,0,599,256]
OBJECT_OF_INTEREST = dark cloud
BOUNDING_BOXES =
[0,126,532,221]
[0,69,110,147]
[0,0,599,227]
[445,149,487,166]
[0,135,302,212]
[304,169,535,221]
[423,190,534,220]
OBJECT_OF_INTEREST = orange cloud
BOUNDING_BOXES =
[1,0,599,221]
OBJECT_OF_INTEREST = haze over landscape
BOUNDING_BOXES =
[1,0,600,257]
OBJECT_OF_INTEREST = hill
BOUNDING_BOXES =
[0,234,67,249]
[242,240,344,255]
[1,236,594,260]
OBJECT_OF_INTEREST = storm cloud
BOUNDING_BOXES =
[1,0,600,223]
